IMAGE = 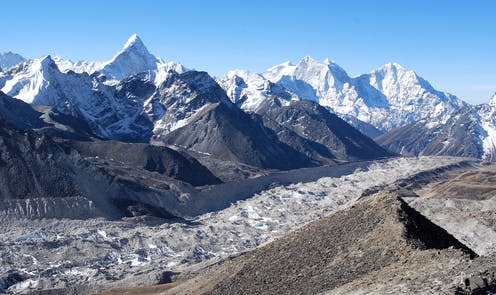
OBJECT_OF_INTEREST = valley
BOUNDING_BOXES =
[0,32,495,294]
[0,156,474,294]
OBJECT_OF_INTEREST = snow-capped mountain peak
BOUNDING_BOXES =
[52,56,101,74]
[51,34,185,83]
[370,63,421,85]
[0,52,26,70]
[488,92,496,107]
[39,55,57,68]
[218,69,300,112]
[123,33,142,49]
[262,57,466,133]
[264,56,354,105]
[101,34,164,80]
[0,55,62,104]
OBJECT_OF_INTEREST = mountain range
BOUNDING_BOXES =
[0,34,495,163]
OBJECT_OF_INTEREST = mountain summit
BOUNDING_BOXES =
[263,57,465,134]
[0,52,26,70]
[100,34,164,80]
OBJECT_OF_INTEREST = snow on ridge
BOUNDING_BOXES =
[48,34,186,83]
[0,51,26,70]
[261,56,465,132]
[218,69,300,112]
[123,33,141,49]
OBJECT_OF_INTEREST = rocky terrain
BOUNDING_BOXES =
[1,33,496,295]
[0,156,481,294]
[157,161,496,295]
[192,192,475,295]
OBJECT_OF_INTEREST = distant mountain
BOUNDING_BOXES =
[100,34,164,80]
[218,71,392,164]
[0,35,424,169]
[256,99,392,163]
[162,101,317,169]
[0,56,152,140]
[0,52,25,69]
[263,57,466,135]
[376,106,484,158]
[0,38,473,145]
[52,56,101,74]
[53,34,187,81]
[377,92,496,161]
[3,54,391,169]
[218,69,300,112]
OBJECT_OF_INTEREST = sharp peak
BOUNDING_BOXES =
[489,92,496,105]
[374,62,420,77]
[323,57,332,64]
[300,55,318,63]
[298,56,342,69]
[34,55,58,70]
[381,62,409,71]
[123,33,146,50]
[40,55,55,63]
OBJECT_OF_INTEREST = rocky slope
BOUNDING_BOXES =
[256,99,392,162]
[161,101,314,169]
[166,190,478,295]
[377,95,496,161]
[0,114,224,220]
[0,91,96,140]
[376,106,484,158]
[68,140,221,186]
[0,119,83,202]
[0,157,469,294]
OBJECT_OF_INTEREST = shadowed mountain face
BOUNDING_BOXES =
[376,107,483,158]
[0,91,96,140]
[0,119,87,201]
[256,99,392,163]
[162,102,315,170]
[0,120,143,218]
[200,192,475,295]
[0,116,221,219]
[68,140,221,186]
[2,53,395,170]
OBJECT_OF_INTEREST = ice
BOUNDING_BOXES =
[0,156,467,291]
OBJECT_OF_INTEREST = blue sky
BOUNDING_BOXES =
[1,0,495,103]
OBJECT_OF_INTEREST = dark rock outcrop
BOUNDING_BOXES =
[162,102,315,170]
[68,140,221,186]
[376,107,483,158]
[203,192,475,295]
[256,99,393,163]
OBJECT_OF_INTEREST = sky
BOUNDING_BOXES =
[1,0,495,104]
